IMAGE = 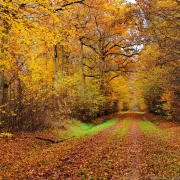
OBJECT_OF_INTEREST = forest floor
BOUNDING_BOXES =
[0,112,180,180]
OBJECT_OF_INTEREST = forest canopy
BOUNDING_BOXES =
[0,0,179,131]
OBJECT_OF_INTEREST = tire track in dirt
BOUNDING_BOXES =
[34,119,125,179]
[73,119,130,179]
[111,119,149,180]
[41,116,151,180]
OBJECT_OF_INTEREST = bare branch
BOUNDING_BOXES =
[55,0,85,11]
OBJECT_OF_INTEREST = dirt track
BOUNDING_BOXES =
[1,113,180,180]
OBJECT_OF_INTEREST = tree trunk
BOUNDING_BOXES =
[0,73,3,121]
[54,44,59,84]
[61,45,65,78]
[17,77,22,130]
[80,43,85,96]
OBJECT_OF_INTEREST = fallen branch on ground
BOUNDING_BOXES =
[35,136,75,143]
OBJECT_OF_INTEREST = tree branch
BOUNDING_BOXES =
[55,0,85,11]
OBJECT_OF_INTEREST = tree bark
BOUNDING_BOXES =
[80,43,85,96]
[54,44,59,83]
[61,45,65,78]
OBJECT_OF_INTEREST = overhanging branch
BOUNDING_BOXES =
[55,0,85,11]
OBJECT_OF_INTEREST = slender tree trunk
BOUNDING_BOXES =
[54,44,59,83]
[0,73,3,121]
[80,43,85,96]
[17,77,22,130]
[61,45,65,78]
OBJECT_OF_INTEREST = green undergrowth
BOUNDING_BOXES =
[118,118,132,138]
[56,118,118,139]
[139,119,180,179]
[111,118,132,139]
[139,118,174,140]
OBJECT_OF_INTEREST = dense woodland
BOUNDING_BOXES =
[0,0,179,132]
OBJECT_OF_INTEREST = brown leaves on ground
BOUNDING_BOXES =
[0,113,180,180]
[158,122,180,129]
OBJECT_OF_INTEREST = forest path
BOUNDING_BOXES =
[1,113,180,180]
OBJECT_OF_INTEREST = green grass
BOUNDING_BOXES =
[119,111,130,114]
[118,118,132,138]
[120,111,145,114]
[138,118,174,140]
[139,118,180,178]
[139,119,160,132]
[71,123,94,132]
[79,118,118,138]
[56,118,118,139]
[110,117,132,138]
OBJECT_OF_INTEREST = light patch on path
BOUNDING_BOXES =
[122,120,145,179]
[111,119,149,180]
